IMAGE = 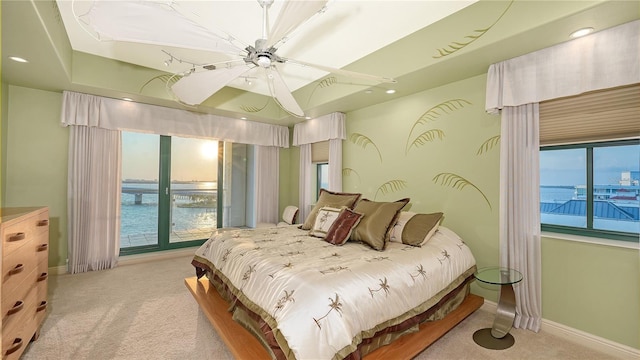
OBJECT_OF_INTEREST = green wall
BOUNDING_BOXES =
[334,73,637,349]
[3,78,638,350]
[542,236,639,349]
[3,85,68,268]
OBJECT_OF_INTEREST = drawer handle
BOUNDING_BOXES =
[8,232,26,242]
[5,338,23,356]
[37,300,48,312]
[7,300,24,316]
[37,243,49,252]
[8,263,24,275]
[37,219,49,227]
[37,272,48,282]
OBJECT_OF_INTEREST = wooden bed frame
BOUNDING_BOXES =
[185,276,483,360]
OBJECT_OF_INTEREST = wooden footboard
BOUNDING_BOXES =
[185,276,483,360]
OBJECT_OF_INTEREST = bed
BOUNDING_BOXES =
[188,191,481,360]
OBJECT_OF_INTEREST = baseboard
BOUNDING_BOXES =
[481,301,639,360]
[48,264,68,276]
[48,246,199,275]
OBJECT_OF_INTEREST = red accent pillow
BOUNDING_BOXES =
[324,208,364,245]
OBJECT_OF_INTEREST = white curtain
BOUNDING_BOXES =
[294,113,346,219]
[485,20,639,332]
[499,104,542,332]
[255,146,280,224]
[486,20,639,112]
[67,126,122,274]
[298,144,313,223]
[61,91,290,147]
[328,139,343,192]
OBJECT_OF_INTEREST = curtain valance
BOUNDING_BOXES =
[292,112,346,145]
[486,20,640,114]
[61,91,290,148]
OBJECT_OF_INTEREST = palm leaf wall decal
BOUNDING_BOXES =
[405,99,471,154]
[432,172,491,210]
[342,168,361,183]
[349,133,383,163]
[407,129,445,153]
[374,180,407,200]
[307,76,338,105]
[476,135,501,155]
[139,74,181,93]
[240,98,270,113]
[432,0,514,59]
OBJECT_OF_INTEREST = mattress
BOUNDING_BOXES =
[192,225,476,360]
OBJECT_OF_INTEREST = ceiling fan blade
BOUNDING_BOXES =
[286,58,397,84]
[266,68,305,117]
[171,64,253,105]
[81,1,244,55]
[267,1,328,48]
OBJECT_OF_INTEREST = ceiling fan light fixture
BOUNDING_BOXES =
[257,55,272,68]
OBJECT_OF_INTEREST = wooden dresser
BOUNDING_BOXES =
[1,207,49,359]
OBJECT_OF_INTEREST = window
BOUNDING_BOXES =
[120,132,252,254]
[540,139,640,242]
[316,163,329,200]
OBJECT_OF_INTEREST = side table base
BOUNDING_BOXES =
[472,328,515,350]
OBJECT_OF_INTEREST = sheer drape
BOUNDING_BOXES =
[298,144,313,223]
[67,126,121,274]
[294,113,346,220]
[486,20,639,332]
[499,104,542,331]
[328,139,342,192]
[255,146,280,224]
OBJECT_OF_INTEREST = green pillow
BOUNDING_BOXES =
[350,198,410,250]
[301,189,361,230]
[402,212,444,246]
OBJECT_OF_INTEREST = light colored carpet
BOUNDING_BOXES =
[22,255,620,360]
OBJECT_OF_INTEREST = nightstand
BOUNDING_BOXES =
[473,266,523,350]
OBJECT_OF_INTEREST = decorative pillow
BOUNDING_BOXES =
[402,212,444,246]
[389,211,416,242]
[309,207,342,238]
[350,198,410,250]
[325,208,364,245]
[301,189,362,230]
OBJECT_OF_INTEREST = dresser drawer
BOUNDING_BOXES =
[2,299,38,360]
[2,281,37,343]
[2,211,48,257]
[2,237,40,296]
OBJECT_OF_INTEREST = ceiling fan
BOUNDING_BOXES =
[75,0,397,117]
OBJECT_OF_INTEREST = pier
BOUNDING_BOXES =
[122,187,216,204]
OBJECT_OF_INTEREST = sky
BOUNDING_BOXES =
[540,143,640,186]
[121,132,217,182]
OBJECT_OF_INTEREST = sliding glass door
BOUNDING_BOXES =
[120,132,251,254]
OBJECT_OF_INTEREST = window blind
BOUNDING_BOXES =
[311,140,329,163]
[539,83,640,146]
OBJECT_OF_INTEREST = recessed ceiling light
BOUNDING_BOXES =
[570,27,594,38]
[240,117,247,120]
[9,56,28,63]
[122,97,133,102]
[386,89,396,94]
[305,116,312,120]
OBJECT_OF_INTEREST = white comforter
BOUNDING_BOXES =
[193,225,476,360]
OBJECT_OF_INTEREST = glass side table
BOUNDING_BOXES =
[472,266,523,350]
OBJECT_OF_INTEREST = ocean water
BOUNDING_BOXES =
[121,181,217,237]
